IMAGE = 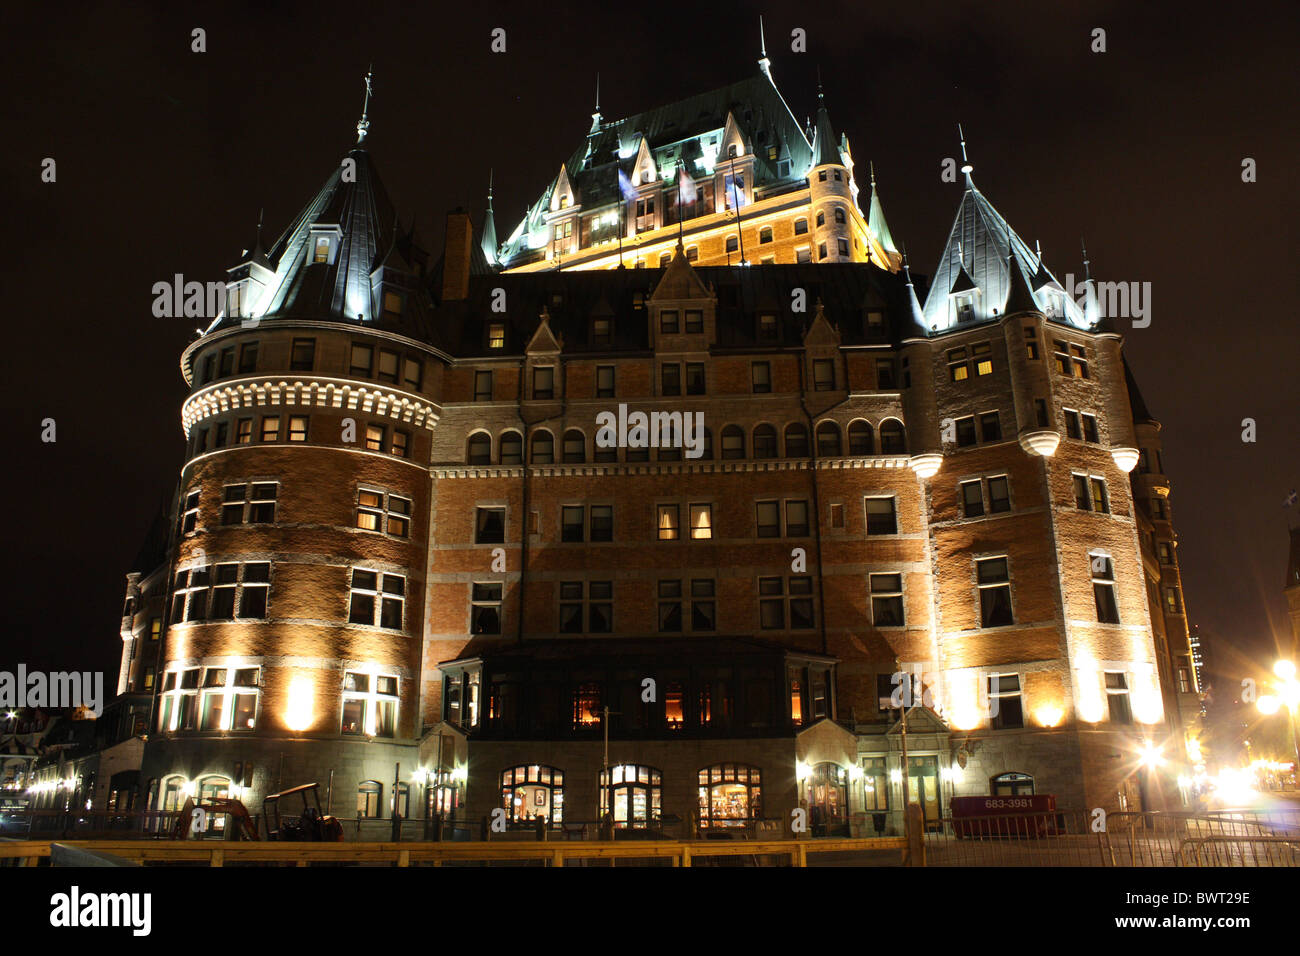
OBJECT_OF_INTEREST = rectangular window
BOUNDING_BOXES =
[829,502,845,528]
[813,359,835,391]
[989,674,1024,729]
[785,500,809,537]
[751,362,772,393]
[532,366,554,400]
[377,350,400,384]
[236,418,252,444]
[259,416,280,442]
[947,348,969,382]
[1091,555,1120,623]
[1070,344,1089,379]
[972,342,993,376]
[661,363,681,396]
[685,310,703,333]
[471,583,503,635]
[757,313,779,340]
[978,411,1001,442]
[350,343,373,376]
[877,359,896,389]
[1025,327,1039,360]
[365,423,385,451]
[961,479,985,518]
[348,570,405,630]
[1157,541,1174,565]
[488,324,505,349]
[404,358,422,392]
[221,482,278,525]
[238,563,270,618]
[691,579,716,631]
[474,371,493,402]
[1034,399,1049,428]
[390,429,410,459]
[475,507,505,544]
[1053,341,1071,376]
[869,573,904,627]
[218,347,235,378]
[987,476,1011,513]
[1164,586,1181,614]
[1090,477,1110,514]
[1063,409,1081,439]
[561,505,585,542]
[689,503,712,540]
[356,489,411,538]
[685,362,706,395]
[955,416,977,447]
[1073,474,1092,510]
[180,489,201,535]
[1082,414,1100,444]
[288,415,308,442]
[657,504,680,541]
[759,577,784,629]
[289,338,315,371]
[977,557,1014,627]
[589,505,613,542]
[592,317,612,345]
[865,497,897,535]
[658,579,683,633]
[596,365,615,398]
[238,343,258,374]
[1105,672,1132,724]
[756,501,780,538]
[660,310,679,334]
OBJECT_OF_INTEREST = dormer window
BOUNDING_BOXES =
[488,324,505,349]
[559,194,570,209]
[757,313,779,341]
[382,290,403,318]
[954,293,975,323]
[1043,291,1064,318]
[727,144,738,158]
[314,237,330,263]
[226,283,242,318]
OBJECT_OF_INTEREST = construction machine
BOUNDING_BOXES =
[173,796,259,841]
[263,782,344,841]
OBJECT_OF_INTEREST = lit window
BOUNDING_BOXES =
[342,671,399,737]
[658,504,680,541]
[260,416,280,442]
[314,237,330,263]
[366,423,386,451]
[288,415,308,442]
[488,324,505,349]
[356,488,411,538]
[689,503,712,540]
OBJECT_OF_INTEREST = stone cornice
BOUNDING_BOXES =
[430,455,910,479]
[181,376,442,438]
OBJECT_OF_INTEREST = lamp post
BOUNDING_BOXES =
[1256,659,1300,789]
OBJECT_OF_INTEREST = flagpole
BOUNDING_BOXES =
[728,155,746,266]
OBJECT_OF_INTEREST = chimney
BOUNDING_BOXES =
[442,208,473,302]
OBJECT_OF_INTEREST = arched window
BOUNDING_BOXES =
[816,210,825,228]
[804,763,848,836]
[467,432,491,465]
[531,430,554,464]
[501,765,565,829]
[599,763,663,828]
[759,225,774,244]
[726,235,739,253]
[499,430,522,465]
[848,420,873,455]
[991,771,1035,796]
[698,764,763,829]
[357,780,382,819]
[784,423,810,458]
[879,419,907,454]
[834,207,846,224]
[816,421,842,456]
[727,143,738,158]
[753,424,778,459]
[562,429,586,463]
[720,425,745,460]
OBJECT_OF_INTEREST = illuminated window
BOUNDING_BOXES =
[1025,327,1039,360]
[658,504,680,541]
[488,324,505,349]
[869,574,904,626]
[972,342,993,375]
[1163,586,1181,614]
[342,673,399,738]
[357,781,382,818]
[259,416,280,442]
[314,237,330,263]
[180,489,201,535]
[365,423,385,451]
[947,347,969,382]
[599,764,662,828]
[348,570,405,630]
[288,415,308,442]
[1070,345,1089,378]
[235,418,252,444]
[500,765,564,828]
[356,488,411,538]
[350,343,373,376]
[1053,341,1072,375]
[689,503,712,540]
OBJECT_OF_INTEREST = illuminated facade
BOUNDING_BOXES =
[116,57,1197,836]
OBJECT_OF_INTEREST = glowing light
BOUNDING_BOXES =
[1074,660,1104,723]
[848,765,864,781]
[182,781,197,798]
[908,453,943,480]
[1282,679,1300,710]
[1035,705,1064,728]
[1275,660,1296,681]
[284,676,315,732]
[795,761,811,781]
[1110,447,1140,472]
[1257,695,1280,716]
[1211,767,1258,805]
[1018,430,1060,457]
[1186,738,1203,763]
[452,765,468,783]
[1138,742,1164,769]
[889,769,902,784]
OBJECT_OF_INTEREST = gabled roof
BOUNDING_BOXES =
[497,73,815,266]
[921,169,1087,332]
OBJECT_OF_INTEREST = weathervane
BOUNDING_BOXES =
[356,66,374,144]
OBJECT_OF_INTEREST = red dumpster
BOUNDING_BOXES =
[951,795,1058,839]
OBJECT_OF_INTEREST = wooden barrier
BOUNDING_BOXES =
[0,836,908,868]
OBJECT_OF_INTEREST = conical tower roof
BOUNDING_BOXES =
[866,163,899,256]
[810,86,841,168]
[480,171,499,266]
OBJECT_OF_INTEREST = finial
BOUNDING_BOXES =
[759,15,767,57]
[817,65,824,100]
[487,169,494,210]
[902,243,913,282]
[256,207,264,244]
[957,123,973,177]
[356,66,374,144]
[1081,237,1091,281]
[595,72,600,114]
[869,160,876,187]
[1035,239,1043,268]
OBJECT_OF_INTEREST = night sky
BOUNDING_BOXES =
[3,1,1295,694]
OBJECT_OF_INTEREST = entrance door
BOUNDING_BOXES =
[907,756,942,831]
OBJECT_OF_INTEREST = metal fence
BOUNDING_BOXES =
[921,808,1300,867]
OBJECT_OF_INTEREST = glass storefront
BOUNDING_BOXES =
[805,763,848,836]
[599,764,662,828]
[500,765,564,828]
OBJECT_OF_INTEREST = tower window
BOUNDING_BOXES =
[976,557,1014,627]
[314,237,330,263]
[290,338,315,371]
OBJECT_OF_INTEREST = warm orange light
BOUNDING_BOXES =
[285,676,315,732]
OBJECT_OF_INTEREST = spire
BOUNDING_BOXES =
[902,246,927,336]
[810,73,840,168]
[758,16,772,80]
[957,122,973,184]
[590,73,602,134]
[1003,251,1040,316]
[866,161,900,258]
[480,170,498,266]
[356,66,374,144]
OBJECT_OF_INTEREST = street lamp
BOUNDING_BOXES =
[1255,659,1300,789]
